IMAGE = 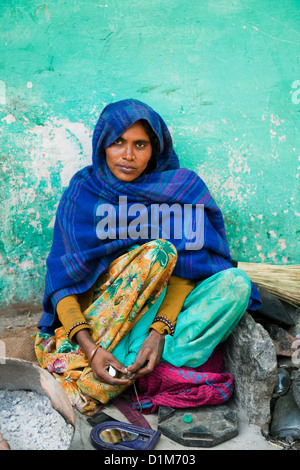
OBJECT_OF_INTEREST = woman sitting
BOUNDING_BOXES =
[35,99,261,413]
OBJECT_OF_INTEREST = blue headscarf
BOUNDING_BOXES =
[38,99,260,332]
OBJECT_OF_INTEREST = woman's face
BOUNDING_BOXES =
[105,121,153,182]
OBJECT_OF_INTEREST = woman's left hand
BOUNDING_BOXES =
[126,329,165,379]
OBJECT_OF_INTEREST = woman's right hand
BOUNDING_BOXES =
[74,329,132,386]
[90,347,132,385]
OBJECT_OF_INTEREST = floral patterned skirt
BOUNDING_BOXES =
[34,239,177,413]
[35,239,252,415]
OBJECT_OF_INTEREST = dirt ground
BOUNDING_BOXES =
[0,308,41,336]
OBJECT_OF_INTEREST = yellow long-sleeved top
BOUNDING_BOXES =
[57,275,195,343]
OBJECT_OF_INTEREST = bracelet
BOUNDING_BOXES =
[67,321,90,339]
[152,316,175,336]
[88,345,101,366]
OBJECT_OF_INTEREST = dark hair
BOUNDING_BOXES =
[140,120,160,156]
[140,119,160,174]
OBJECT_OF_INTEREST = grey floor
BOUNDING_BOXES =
[70,402,278,451]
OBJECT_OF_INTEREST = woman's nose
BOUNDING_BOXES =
[123,144,135,160]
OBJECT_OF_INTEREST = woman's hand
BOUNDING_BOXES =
[74,329,131,386]
[126,329,165,380]
[90,348,132,385]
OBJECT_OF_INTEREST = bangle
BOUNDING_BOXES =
[152,316,175,336]
[88,345,101,366]
[67,321,90,339]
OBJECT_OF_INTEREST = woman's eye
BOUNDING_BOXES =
[136,142,146,148]
[115,139,123,145]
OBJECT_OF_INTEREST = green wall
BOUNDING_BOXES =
[0,0,299,309]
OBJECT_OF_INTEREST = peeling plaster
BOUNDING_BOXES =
[1,114,16,124]
[28,118,92,188]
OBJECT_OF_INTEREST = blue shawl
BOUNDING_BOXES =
[38,99,260,332]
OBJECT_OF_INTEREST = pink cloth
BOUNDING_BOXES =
[132,350,234,413]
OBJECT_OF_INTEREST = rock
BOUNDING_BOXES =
[270,390,300,440]
[253,287,295,327]
[223,312,277,433]
[288,308,300,339]
[292,370,300,410]
[264,323,296,357]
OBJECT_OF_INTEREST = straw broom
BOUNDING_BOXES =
[237,262,300,308]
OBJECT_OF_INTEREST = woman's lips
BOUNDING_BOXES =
[116,165,136,174]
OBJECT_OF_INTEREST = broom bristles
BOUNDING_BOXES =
[237,262,300,307]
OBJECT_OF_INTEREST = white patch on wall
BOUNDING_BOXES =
[277,239,287,251]
[259,253,266,261]
[1,114,16,124]
[0,80,6,105]
[19,187,36,205]
[28,118,92,188]
[268,250,278,262]
[196,140,253,204]
[47,216,56,229]
[269,230,277,238]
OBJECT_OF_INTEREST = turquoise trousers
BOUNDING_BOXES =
[113,267,251,369]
